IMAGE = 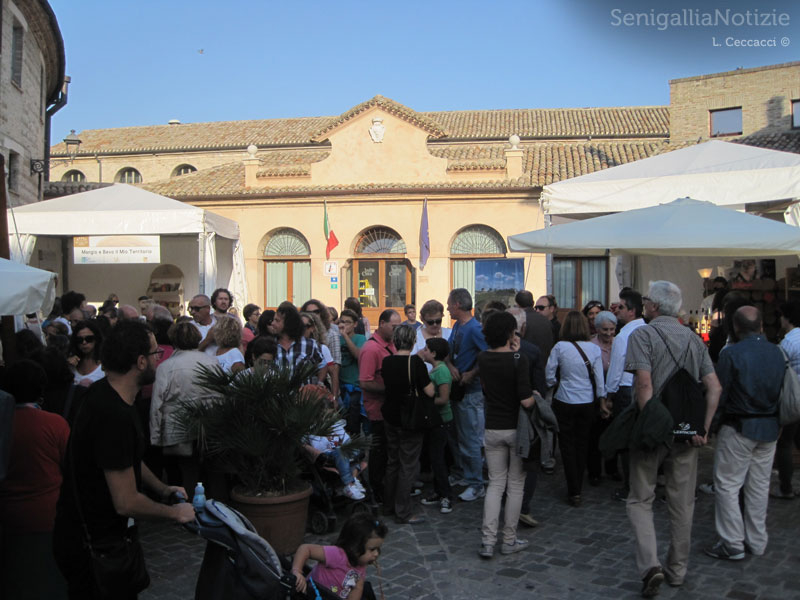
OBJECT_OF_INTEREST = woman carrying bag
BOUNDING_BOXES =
[545,311,607,507]
[381,324,435,525]
[477,311,536,559]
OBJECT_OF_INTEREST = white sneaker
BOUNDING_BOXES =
[698,483,715,495]
[343,482,365,500]
[449,475,468,487]
[352,479,366,494]
[458,486,485,502]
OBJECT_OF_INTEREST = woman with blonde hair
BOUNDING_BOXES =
[213,315,245,374]
[301,311,334,388]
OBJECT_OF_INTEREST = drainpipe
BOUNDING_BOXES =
[44,76,70,184]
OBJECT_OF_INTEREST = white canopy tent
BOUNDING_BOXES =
[508,198,800,256]
[540,140,800,216]
[7,184,248,310]
[0,257,56,316]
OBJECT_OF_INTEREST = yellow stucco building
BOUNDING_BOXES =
[47,62,800,319]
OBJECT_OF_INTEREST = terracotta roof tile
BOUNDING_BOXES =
[52,104,670,155]
[732,131,800,154]
[311,95,447,142]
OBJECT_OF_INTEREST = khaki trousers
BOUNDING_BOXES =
[713,424,776,555]
[481,429,525,546]
[627,443,698,583]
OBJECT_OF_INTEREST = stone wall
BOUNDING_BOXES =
[669,61,800,142]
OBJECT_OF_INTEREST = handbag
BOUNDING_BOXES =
[778,348,800,426]
[68,399,151,597]
[400,356,441,430]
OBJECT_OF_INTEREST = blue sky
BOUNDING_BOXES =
[49,0,798,143]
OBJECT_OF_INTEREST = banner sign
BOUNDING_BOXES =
[73,235,160,264]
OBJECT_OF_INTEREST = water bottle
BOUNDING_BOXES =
[192,482,206,513]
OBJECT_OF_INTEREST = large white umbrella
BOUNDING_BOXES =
[508,197,800,257]
[0,257,56,316]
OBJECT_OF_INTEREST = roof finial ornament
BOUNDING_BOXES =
[509,134,520,150]
[247,144,258,157]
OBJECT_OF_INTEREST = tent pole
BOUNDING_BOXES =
[198,232,206,295]
[0,155,17,364]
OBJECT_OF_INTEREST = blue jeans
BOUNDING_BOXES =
[454,391,485,488]
[326,449,354,485]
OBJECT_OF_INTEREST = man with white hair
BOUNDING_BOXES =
[624,281,721,597]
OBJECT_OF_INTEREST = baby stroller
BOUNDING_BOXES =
[306,450,376,534]
[185,498,379,600]
[186,498,298,599]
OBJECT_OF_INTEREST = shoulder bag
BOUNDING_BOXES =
[68,398,150,596]
[778,348,800,426]
[400,356,441,430]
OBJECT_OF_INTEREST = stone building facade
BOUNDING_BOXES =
[670,61,800,143]
[47,62,800,317]
[1,0,65,208]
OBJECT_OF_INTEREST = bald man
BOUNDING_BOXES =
[705,305,784,562]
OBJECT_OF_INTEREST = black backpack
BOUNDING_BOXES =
[651,327,707,442]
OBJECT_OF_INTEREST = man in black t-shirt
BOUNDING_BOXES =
[54,320,195,599]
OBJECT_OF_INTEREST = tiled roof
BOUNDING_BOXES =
[52,104,670,155]
[421,107,669,139]
[140,140,670,198]
[310,95,448,142]
[732,131,800,154]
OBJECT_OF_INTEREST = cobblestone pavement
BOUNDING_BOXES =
[141,445,800,600]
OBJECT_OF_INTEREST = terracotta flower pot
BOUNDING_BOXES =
[230,483,312,555]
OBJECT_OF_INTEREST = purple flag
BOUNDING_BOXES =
[419,198,430,270]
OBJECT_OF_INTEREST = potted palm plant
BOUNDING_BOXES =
[177,360,368,554]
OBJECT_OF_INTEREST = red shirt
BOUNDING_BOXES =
[357,336,395,421]
[0,407,69,532]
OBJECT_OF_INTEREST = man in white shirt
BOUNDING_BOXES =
[188,294,216,342]
[604,288,645,500]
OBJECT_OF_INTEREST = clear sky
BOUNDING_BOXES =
[49,0,798,143]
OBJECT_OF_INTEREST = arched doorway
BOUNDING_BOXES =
[262,228,311,309]
[351,227,412,325]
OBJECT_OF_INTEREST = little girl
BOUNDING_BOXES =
[292,513,388,600]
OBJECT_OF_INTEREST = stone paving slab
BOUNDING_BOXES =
[141,445,800,599]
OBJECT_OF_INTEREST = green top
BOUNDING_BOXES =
[429,362,453,423]
[340,333,367,385]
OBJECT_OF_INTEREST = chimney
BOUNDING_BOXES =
[505,134,523,179]
[244,145,259,187]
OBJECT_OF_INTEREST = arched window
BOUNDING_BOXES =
[171,164,197,177]
[116,167,142,184]
[356,227,407,255]
[450,225,506,255]
[351,227,411,314]
[451,225,522,314]
[61,169,86,182]
[262,228,311,308]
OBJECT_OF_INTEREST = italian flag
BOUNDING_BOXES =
[324,199,339,259]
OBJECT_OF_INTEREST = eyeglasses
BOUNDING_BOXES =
[303,322,314,329]
[424,318,443,326]
[76,335,95,344]
[188,304,209,312]
[148,348,165,359]
[534,305,549,311]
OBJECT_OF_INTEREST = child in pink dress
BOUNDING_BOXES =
[291,514,388,599]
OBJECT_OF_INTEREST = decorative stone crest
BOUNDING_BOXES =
[368,117,385,143]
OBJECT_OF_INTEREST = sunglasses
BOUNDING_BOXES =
[188,304,209,312]
[425,318,443,326]
[306,308,320,314]
[76,335,95,344]
[534,305,549,311]
[303,322,314,328]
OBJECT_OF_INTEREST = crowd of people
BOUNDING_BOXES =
[0,279,798,599]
